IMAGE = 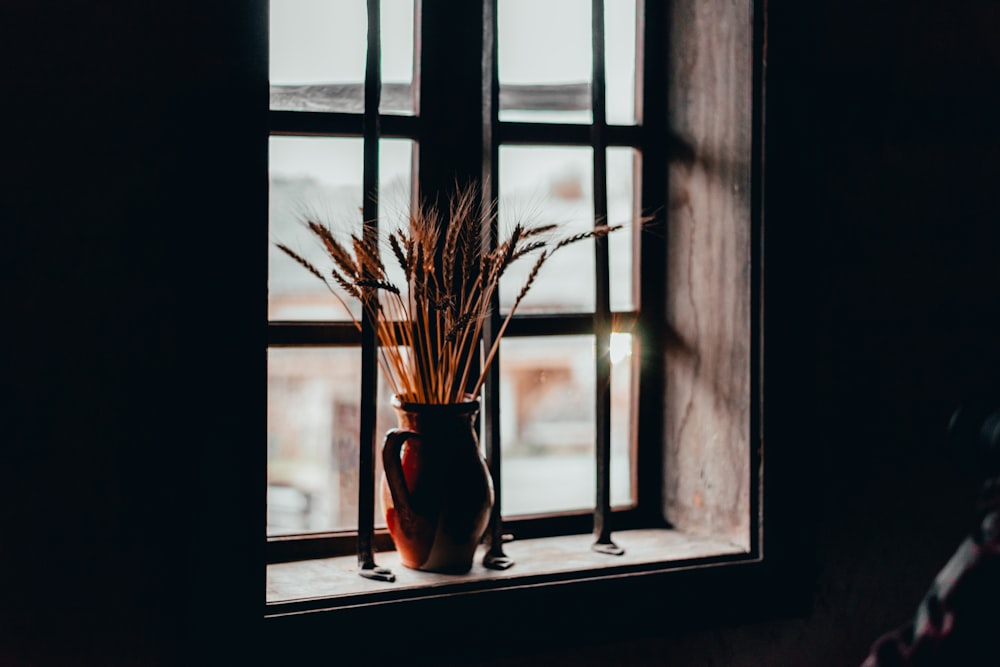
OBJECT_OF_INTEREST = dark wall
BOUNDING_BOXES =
[2,1,266,664]
[2,1,997,666]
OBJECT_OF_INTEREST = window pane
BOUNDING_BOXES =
[605,0,639,126]
[498,0,592,124]
[499,335,634,516]
[267,347,396,536]
[608,147,639,311]
[267,347,362,535]
[269,0,367,112]
[380,0,417,115]
[270,1,416,114]
[498,145,595,313]
[269,136,414,321]
[610,331,637,509]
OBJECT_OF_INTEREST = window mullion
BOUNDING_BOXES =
[268,110,417,139]
[416,1,485,195]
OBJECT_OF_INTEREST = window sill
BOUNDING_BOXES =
[266,527,749,616]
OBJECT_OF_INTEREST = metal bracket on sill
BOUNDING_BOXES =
[359,562,396,582]
[482,532,515,570]
[592,538,626,556]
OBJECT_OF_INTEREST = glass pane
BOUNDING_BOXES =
[609,332,636,508]
[267,347,362,535]
[267,347,395,536]
[268,136,414,321]
[498,146,595,313]
[270,1,416,115]
[605,0,639,126]
[608,147,638,311]
[498,0,592,124]
[380,0,417,115]
[499,335,634,517]
[269,0,367,112]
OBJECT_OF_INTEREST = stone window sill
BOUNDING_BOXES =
[266,527,748,616]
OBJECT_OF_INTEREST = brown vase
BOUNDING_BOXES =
[380,394,494,573]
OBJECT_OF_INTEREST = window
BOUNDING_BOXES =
[265,0,768,633]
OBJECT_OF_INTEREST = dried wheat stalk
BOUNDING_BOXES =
[277,182,623,404]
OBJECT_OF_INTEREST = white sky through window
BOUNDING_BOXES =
[270,1,634,113]
[269,2,637,209]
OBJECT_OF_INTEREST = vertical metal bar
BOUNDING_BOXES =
[591,0,623,556]
[481,0,513,570]
[358,0,393,582]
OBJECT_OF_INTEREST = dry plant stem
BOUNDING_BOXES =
[468,250,547,399]
[276,182,626,406]
[376,311,405,398]
[468,224,622,399]
[447,246,502,401]
[276,242,407,398]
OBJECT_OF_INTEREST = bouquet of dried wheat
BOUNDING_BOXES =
[277,183,621,404]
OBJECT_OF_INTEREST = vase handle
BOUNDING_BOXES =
[382,428,418,522]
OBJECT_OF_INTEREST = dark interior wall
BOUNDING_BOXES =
[2,1,997,666]
[2,1,266,664]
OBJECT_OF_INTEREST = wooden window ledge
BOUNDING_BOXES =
[266,527,748,616]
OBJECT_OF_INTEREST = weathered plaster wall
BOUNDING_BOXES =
[662,0,754,550]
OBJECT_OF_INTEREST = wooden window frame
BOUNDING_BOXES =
[261,1,815,658]
[267,0,668,565]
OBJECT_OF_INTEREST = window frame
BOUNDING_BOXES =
[260,3,813,654]
[266,0,668,564]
